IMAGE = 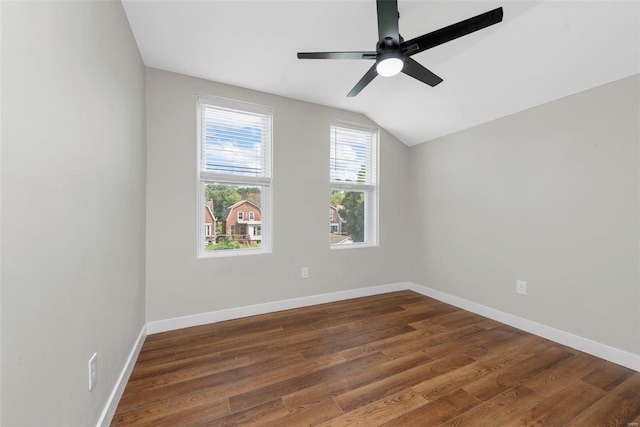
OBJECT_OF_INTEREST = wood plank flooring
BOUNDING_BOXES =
[112,291,640,426]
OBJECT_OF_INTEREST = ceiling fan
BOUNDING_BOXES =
[297,0,503,97]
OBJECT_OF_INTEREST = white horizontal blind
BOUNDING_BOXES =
[330,124,377,189]
[199,98,271,180]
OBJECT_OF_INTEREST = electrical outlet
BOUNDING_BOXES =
[301,267,309,279]
[516,280,527,295]
[88,353,97,391]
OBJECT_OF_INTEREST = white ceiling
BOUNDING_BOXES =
[122,0,640,146]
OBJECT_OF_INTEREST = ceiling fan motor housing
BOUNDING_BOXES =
[376,38,405,76]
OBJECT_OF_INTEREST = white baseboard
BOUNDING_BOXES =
[98,282,639,427]
[97,324,147,427]
[146,282,410,335]
[407,282,640,372]
[146,281,639,370]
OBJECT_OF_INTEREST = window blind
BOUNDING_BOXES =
[330,124,377,187]
[200,102,270,179]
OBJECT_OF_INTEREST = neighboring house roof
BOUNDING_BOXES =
[204,205,216,222]
[224,200,261,221]
[329,204,346,223]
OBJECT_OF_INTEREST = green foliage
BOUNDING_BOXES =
[205,240,260,251]
[339,191,365,242]
[330,190,345,207]
[205,185,241,219]
[237,187,261,207]
[211,240,243,250]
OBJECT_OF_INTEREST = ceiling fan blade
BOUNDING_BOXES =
[347,64,378,97]
[401,7,503,56]
[297,51,377,60]
[402,58,443,87]
[376,0,399,44]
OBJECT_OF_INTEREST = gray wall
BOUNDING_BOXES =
[408,74,640,355]
[1,1,146,425]
[0,1,637,423]
[145,68,410,322]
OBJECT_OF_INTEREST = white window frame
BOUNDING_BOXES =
[249,212,255,221]
[330,121,379,249]
[237,211,244,221]
[197,95,272,258]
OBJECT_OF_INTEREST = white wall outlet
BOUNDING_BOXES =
[516,280,527,295]
[88,353,97,391]
[301,267,309,279]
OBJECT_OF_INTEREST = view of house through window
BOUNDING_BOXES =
[330,123,378,247]
[330,191,365,244]
[204,184,263,251]
[198,95,271,255]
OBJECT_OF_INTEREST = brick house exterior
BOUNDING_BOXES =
[329,204,345,234]
[222,200,262,242]
[204,204,216,243]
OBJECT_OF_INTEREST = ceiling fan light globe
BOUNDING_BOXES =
[376,57,404,77]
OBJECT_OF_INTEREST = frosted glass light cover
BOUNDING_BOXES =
[376,57,403,77]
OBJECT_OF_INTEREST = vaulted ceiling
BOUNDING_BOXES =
[122,1,640,146]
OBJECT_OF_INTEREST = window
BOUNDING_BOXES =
[198,95,272,256]
[329,122,378,247]
[249,212,255,221]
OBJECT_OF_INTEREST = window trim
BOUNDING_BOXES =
[329,121,379,249]
[197,95,273,258]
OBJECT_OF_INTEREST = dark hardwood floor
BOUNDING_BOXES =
[111,291,640,426]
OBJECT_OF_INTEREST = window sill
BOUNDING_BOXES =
[198,247,271,259]
[330,242,378,250]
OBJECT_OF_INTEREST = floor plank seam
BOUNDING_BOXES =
[331,395,346,415]
[280,396,291,414]
[111,292,640,426]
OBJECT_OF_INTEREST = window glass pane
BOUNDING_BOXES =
[204,184,262,252]
[198,96,271,257]
[330,125,375,185]
[329,122,377,248]
[329,190,365,244]
[201,105,269,177]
